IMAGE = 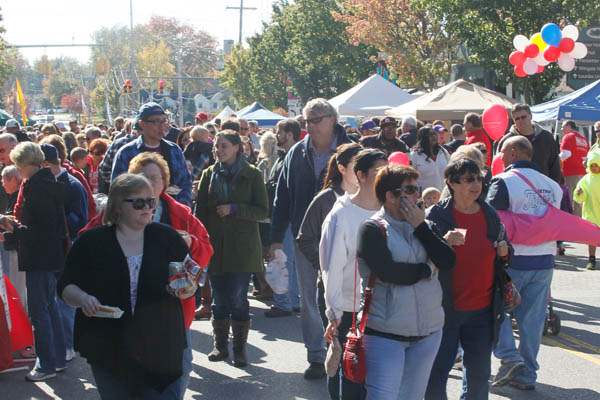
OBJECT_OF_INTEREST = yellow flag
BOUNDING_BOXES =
[15,79,28,126]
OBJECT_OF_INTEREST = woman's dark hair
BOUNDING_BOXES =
[414,125,435,159]
[215,130,243,156]
[353,148,387,176]
[374,165,420,204]
[445,158,482,184]
[322,143,362,190]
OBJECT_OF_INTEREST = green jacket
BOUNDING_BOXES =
[195,160,269,274]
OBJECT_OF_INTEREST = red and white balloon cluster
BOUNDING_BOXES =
[509,24,588,77]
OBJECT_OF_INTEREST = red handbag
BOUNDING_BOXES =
[342,262,375,385]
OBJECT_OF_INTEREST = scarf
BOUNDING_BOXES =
[209,156,245,203]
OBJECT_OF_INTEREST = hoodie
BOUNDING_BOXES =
[574,151,600,226]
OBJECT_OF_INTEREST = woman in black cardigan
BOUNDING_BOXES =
[58,174,189,399]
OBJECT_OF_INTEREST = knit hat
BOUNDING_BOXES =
[41,143,59,163]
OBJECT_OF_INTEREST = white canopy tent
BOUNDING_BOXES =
[211,106,235,123]
[329,74,415,117]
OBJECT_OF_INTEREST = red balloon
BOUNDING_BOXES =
[543,46,560,62]
[491,154,505,176]
[509,51,526,66]
[514,64,527,78]
[482,104,509,141]
[559,37,575,53]
[388,151,410,166]
[524,44,539,58]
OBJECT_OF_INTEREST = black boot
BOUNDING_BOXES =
[231,320,251,367]
[208,319,230,362]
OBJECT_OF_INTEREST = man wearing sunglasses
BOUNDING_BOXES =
[269,98,352,380]
[111,102,192,206]
[496,104,562,183]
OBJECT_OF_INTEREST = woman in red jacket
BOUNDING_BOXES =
[80,152,213,399]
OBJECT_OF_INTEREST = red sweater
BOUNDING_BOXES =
[80,192,214,328]
[451,209,495,311]
[560,131,588,177]
[465,128,492,167]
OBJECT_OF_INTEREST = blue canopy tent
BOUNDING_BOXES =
[532,79,600,123]
[237,102,285,127]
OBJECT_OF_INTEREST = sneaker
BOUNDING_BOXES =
[265,306,293,318]
[55,366,67,373]
[303,362,326,380]
[509,379,535,391]
[25,369,56,382]
[586,261,596,270]
[492,361,525,387]
[65,348,76,362]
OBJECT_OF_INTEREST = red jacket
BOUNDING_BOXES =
[80,192,213,328]
[465,128,492,167]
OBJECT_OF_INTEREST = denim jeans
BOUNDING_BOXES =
[365,329,442,400]
[426,307,494,400]
[494,268,553,385]
[328,311,365,400]
[273,227,300,311]
[294,243,326,363]
[211,272,252,321]
[26,271,66,373]
[57,298,75,351]
[161,328,193,400]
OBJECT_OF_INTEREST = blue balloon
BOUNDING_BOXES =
[541,23,562,47]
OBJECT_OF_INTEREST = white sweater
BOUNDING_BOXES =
[319,194,378,322]
[410,148,450,192]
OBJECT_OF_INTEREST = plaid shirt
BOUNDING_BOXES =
[111,136,192,206]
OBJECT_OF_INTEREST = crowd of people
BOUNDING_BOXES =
[0,96,599,400]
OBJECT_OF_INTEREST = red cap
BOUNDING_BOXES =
[195,112,209,122]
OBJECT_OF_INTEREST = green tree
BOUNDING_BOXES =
[431,0,600,103]
[0,9,16,108]
[221,0,376,108]
[136,40,176,89]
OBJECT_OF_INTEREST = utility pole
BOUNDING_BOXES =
[226,0,257,45]
[128,0,135,115]
[177,54,183,127]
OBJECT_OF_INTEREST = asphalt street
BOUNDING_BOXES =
[1,242,599,399]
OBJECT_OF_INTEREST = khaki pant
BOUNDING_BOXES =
[565,175,583,216]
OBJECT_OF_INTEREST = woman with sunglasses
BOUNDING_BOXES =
[195,130,268,368]
[59,174,190,399]
[80,152,213,399]
[320,148,388,399]
[425,158,510,400]
[84,138,110,194]
[355,165,454,399]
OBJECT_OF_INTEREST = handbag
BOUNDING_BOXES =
[497,170,600,246]
[342,218,384,384]
[495,224,521,312]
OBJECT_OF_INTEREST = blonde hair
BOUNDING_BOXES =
[450,144,485,168]
[103,174,153,225]
[190,126,209,142]
[258,131,278,160]
[10,142,45,168]
[127,152,171,191]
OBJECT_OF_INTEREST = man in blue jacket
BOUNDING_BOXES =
[269,98,351,380]
[111,102,192,205]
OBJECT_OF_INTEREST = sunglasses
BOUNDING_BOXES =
[392,185,420,196]
[458,175,484,184]
[123,197,156,210]
[306,115,331,125]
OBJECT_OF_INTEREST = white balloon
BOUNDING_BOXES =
[570,42,588,59]
[513,35,529,52]
[534,53,550,66]
[562,25,579,41]
[523,58,538,75]
[558,54,575,72]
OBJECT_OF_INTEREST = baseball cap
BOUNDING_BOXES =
[41,143,59,163]
[5,119,19,129]
[433,124,447,133]
[195,112,209,122]
[380,117,397,128]
[360,120,377,131]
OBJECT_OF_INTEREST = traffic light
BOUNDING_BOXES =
[123,79,133,93]
[158,79,165,94]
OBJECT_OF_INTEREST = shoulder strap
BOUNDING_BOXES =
[512,170,552,207]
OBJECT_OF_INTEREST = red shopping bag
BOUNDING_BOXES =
[4,276,33,352]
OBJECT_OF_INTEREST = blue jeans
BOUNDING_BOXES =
[328,312,365,400]
[57,298,75,351]
[494,268,553,385]
[211,272,252,321]
[365,330,442,400]
[273,227,300,311]
[161,328,193,400]
[426,307,494,400]
[294,243,326,363]
[26,271,66,373]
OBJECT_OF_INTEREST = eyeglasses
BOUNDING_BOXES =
[144,118,169,125]
[123,197,156,210]
[458,175,484,184]
[306,115,331,125]
[392,185,420,196]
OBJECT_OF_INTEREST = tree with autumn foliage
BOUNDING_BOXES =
[60,94,83,114]
[334,0,459,89]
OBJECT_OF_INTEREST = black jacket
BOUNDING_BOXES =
[426,198,511,343]
[15,168,67,272]
[58,223,189,392]
[360,133,409,156]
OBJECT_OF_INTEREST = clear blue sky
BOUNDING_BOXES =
[2,0,275,63]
